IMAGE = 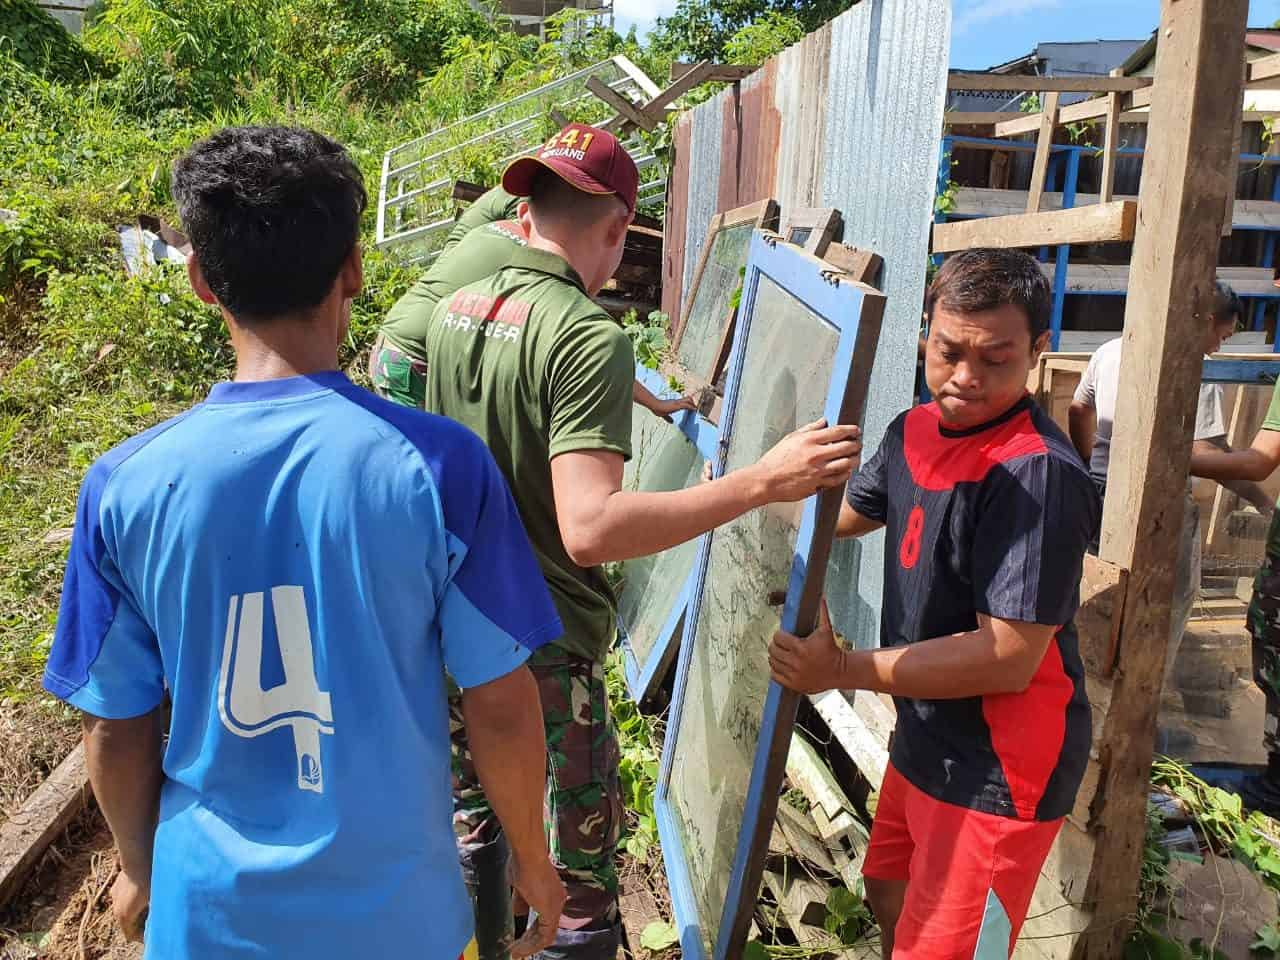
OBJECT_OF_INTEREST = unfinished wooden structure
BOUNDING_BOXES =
[941,30,1280,350]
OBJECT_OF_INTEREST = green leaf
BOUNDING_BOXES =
[743,941,770,960]
[639,921,678,952]
[1251,922,1280,953]
[826,886,860,922]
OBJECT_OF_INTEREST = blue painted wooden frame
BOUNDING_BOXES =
[1201,358,1280,385]
[655,232,884,960]
[619,363,722,703]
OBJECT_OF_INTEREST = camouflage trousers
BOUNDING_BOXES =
[1248,543,1280,756]
[367,333,427,409]
[451,649,623,932]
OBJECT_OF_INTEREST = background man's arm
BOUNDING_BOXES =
[550,420,859,565]
[83,709,164,941]
[1191,434,1280,508]
[1067,401,1096,466]
[632,380,697,420]
[462,667,565,957]
[770,605,1054,699]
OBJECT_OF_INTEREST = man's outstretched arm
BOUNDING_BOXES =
[551,419,860,566]
[1191,430,1280,493]
[462,666,565,959]
[83,708,165,942]
[770,603,1054,699]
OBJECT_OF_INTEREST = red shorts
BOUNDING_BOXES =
[862,763,1062,959]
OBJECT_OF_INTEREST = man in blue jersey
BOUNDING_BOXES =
[42,126,566,960]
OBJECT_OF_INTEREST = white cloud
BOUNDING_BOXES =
[954,0,1063,34]
[611,0,679,37]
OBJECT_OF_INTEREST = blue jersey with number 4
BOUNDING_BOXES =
[43,372,562,959]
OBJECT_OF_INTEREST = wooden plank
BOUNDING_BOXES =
[786,734,853,826]
[931,201,1137,253]
[1027,92,1061,213]
[1100,71,1124,203]
[614,53,662,100]
[1226,60,1248,237]
[944,111,1018,125]
[1076,555,1129,678]
[669,61,756,83]
[761,871,878,960]
[636,62,714,128]
[994,86,1154,138]
[1040,263,1275,297]
[1079,3,1250,956]
[952,187,1280,230]
[586,75,656,132]
[809,690,889,792]
[0,745,91,910]
[820,244,882,285]
[1249,52,1280,85]
[948,72,1151,93]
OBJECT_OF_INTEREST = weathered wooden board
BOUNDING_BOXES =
[0,744,91,910]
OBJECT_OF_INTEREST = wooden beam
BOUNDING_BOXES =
[586,76,655,132]
[948,72,1151,93]
[1225,60,1248,237]
[931,201,1137,253]
[637,62,715,127]
[943,111,1017,125]
[1027,92,1061,213]
[821,244,883,285]
[0,745,91,910]
[1100,71,1124,204]
[952,187,1280,231]
[1079,2,1250,956]
[669,61,756,83]
[1249,51,1280,85]
[995,85,1154,138]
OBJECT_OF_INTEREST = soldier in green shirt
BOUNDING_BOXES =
[369,187,695,422]
[1193,377,1280,815]
[425,123,861,960]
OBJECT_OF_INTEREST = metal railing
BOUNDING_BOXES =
[377,55,663,264]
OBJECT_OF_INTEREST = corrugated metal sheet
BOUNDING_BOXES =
[662,0,950,650]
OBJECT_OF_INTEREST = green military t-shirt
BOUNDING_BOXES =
[380,187,524,362]
[424,245,635,662]
[1261,381,1280,561]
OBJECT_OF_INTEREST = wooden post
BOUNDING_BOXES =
[1100,70,1124,204]
[1080,2,1249,956]
[1026,92,1061,214]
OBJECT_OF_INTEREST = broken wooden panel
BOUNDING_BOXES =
[657,236,884,960]
[670,200,779,393]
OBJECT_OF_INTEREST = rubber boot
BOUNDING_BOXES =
[1241,753,1280,819]
[458,830,514,960]
[532,921,622,960]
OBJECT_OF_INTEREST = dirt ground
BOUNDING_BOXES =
[0,809,138,960]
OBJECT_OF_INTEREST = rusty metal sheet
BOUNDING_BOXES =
[663,119,692,322]
[717,63,781,211]
[773,24,834,211]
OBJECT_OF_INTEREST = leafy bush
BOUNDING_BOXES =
[0,0,98,82]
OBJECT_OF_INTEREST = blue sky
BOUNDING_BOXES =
[613,0,1280,69]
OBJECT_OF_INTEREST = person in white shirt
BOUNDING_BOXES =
[1069,283,1271,721]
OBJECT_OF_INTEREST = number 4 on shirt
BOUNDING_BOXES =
[217,586,335,794]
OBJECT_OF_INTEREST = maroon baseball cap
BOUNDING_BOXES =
[502,123,639,214]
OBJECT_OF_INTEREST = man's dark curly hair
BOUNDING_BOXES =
[926,248,1052,342]
[172,126,367,323]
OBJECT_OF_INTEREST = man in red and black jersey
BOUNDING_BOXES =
[771,248,1100,959]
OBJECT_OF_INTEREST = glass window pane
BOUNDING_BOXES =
[617,414,708,672]
[677,223,755,382]
[667,274,840,955]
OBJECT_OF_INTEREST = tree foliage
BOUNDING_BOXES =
[650,0,853,63]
